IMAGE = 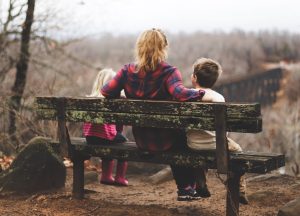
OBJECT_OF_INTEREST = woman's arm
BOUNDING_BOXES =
[101,67,126,98]
[166,68,204,101]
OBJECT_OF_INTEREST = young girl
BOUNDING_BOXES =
[83,69,128,186]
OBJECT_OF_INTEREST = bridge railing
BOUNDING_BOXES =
[214,68,283,106]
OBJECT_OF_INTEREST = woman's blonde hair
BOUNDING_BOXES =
[135,28,168,72]
[88,68,116,98]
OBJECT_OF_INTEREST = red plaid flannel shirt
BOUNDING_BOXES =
[101,62,205,151]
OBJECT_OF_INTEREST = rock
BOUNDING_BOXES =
[278,197,300,216]
[248,190,276,201]
[247,173,283,182]
[127,162,167,175]
[0,136,66,193]
[36,195,47,202]
[148,167,173,184]
[84,171,99,185]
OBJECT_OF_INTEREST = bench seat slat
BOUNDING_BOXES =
[52,138,284,174]
[36,97,261,118]
[36,109,262,133]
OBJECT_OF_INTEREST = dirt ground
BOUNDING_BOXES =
[0,169,299,216]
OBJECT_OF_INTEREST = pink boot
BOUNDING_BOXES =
[114,161,128,186]
[100,159,115,185]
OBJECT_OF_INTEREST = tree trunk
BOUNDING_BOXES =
[8,0,35,151]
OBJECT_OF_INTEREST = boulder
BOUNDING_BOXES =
[278,197,300,216]
[0,136,66,193]
[84,171,99,185]
[148,167,173,184]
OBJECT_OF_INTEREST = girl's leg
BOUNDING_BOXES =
[114,160,128,186]
[113,133,128,143]
[100,159,115,185]
[111,132,128,185]
[86,136,115,185]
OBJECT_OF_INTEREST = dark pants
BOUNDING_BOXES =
[169,130,196,189]
[171,165,196,189]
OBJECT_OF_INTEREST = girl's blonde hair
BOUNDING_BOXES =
[135,28,168,72]
[88,68,116,98]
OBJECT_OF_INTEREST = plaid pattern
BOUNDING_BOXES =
[101,62,205,151]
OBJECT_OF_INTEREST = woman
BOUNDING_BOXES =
[101,28,205,201]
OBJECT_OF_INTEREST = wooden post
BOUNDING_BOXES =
[56,97,85,199]
[56,97,68,156]
[73,156,85,199]
[226,172,241,216]
[215,105,240,215]
[214,104,229,174]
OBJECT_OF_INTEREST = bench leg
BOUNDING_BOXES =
[72,157,85,199]
[226,172,241,216]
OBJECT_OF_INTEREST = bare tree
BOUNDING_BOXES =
[8,0,35,149]
[0,0,27,82]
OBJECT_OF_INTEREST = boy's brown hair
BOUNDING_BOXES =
[193,58,222,88]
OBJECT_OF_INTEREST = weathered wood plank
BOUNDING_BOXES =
[35,97,261,118]
[214,105,229,174]
[72,157,85,199]
[56,138,285,174]
[36,109,262,133]
[56,97,68,156]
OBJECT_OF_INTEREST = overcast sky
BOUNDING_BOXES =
[2,0,300,37]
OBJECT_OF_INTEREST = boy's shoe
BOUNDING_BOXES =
[196,185,211,198]
[239,192,249,205]
[177,187,201,201]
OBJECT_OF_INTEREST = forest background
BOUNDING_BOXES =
[0,0,300,176]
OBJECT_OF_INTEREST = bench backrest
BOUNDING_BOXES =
[35,97,262,133]
[35,96,262,174]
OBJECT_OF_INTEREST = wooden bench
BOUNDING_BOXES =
[35,96,285,216]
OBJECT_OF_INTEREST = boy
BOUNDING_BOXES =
[187,58,248,204]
